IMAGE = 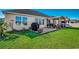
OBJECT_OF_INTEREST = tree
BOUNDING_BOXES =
[60,16,66,19]
[0,19,8,39]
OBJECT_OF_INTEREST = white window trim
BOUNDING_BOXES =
[15,16,27,25]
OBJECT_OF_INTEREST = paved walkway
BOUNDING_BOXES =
[42,28,57,34]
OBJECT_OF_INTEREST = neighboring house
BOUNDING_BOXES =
[3,9,50,31]
[45,16,69,27]
[52,16,69,26]
[46,16,69,25]
[69,20,79,27]
[69,20,79,23]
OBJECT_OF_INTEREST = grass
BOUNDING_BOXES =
[0,27,79,49]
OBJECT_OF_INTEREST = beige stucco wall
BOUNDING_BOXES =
[4,12,48,31]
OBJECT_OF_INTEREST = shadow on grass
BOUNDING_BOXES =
[66,27,79,30]
[8,29,61,39]
[26,31,40,39]
[8,30,40,39]
[4,27,79,40]
[0,34,19,41]
[5,34,19,41]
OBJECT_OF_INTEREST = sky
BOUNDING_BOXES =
[0,10,5,18]
[0,9,79,19]
[35,9,79,19]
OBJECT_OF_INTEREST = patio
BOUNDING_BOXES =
[41,28,57,34]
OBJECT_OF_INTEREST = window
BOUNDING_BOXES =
[39,18,41,25]
[16,16,27,25]
[42,19,44,25]
[35,18,44,25]
[35,18,39,24]
[22,17,27,25]
[16,16,21,24]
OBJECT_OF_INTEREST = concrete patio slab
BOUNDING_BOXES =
[42,28,57,34]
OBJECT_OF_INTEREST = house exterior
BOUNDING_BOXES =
[3,9,69,31]
[45,16,69,28]
[3,9,50,31]
[52,16,69,27]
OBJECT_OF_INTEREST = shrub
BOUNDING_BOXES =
[0,19,8,39]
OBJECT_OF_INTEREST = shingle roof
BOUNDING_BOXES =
[3,9,49,17]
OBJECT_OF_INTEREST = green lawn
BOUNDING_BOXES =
[0,27,79,49]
